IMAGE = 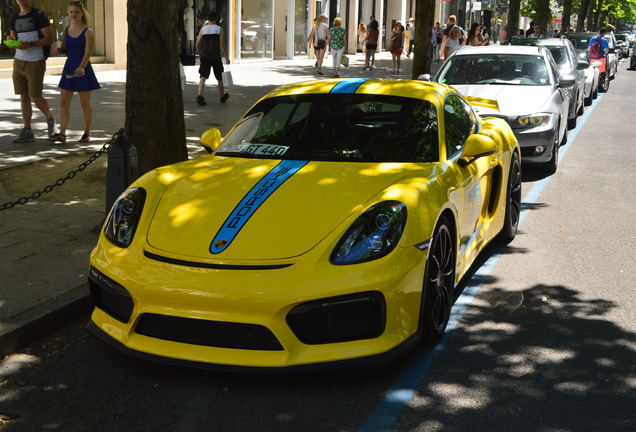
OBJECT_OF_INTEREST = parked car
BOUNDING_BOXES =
[433,45,571,173]
[613,33,630,58]
[630,45,636,70]
[576,50,599,106]
[87,79,522,372]
[507,37,587,129]
[563,32,618,92]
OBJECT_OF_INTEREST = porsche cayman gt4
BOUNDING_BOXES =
[88,78,521,372]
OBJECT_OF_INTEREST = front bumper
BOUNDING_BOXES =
[513,123,560,164]
[88,240,428,371]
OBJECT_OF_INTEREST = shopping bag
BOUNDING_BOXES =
[341,55,350,67]
[222,68,233,87]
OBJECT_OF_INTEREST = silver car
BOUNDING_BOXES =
[433,45,572,174]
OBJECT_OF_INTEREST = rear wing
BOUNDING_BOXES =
[465,96,500,112]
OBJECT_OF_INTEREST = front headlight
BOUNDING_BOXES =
[331,201,407,265]
[513,113,552,128]
[104,187,146,248]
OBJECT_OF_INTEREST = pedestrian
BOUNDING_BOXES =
[433,22,442,62]
[467,23,488,46]
[363,19,379,70]
[443,26,462,61]
[390,23,405,74]
[327,17,346,78]
[529,23,544,39]
[357,22,367,55]
[47,1,100,144]
[196,12,229,106]
[9,0,56,143]
[526,22,535,38]
[406,18,415,58]
[307,14,328,75]
[588,27,609,60]
[440,15,466,61]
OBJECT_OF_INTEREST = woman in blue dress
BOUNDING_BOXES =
[48,1,100,144]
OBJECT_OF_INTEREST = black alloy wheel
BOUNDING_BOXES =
[500,152,522,242]
[543,126,560,174]
[599,72,610,92]
[421,217,455,344]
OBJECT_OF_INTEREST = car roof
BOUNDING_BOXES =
[508,37,573,48]
[452,45,547,56]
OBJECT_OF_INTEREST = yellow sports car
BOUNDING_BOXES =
[88,79,521,372]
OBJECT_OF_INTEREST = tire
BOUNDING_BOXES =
[584,92,593,106]
[592,85,598,100]
[421,217,455,345]
[599,73,610,92]
[499,152,521,242]
[567,113,577,130]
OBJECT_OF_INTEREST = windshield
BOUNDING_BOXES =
[216,94,440,163]
[564,36,590,51]
[438,54,549,86]
[615,34,627,41]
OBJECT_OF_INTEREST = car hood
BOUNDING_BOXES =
[450,85,555,115]
[145,157,416,260]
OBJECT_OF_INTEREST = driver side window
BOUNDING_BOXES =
[444,95,475,159]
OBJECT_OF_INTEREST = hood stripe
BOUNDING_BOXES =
[210,160,309,254]
[330,78,369,94]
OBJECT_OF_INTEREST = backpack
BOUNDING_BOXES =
[590,36,603,58]
[10,9,51,59]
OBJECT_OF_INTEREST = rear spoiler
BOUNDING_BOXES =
[465,96,500,112]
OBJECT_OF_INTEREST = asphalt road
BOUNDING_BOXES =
[1,63,635,432]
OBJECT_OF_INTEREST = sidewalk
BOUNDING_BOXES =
[0,52,442,358]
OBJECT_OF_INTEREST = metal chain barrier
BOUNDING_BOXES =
[0,128,124,211]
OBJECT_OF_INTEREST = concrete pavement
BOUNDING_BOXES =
[0,51,442,358]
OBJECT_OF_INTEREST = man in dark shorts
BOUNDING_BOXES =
[10,0,56,143]
[196,12,229,105]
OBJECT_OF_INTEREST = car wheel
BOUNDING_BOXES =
[592,84,599,99]
[584,91,593,106]
[421,217,455,345]
[567,113,577,130]
[577,96,584,115]
[499,151,521,242]
[599,73,610,92]
[542,128,559,174]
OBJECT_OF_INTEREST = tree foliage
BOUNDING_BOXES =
[125,0,188,176]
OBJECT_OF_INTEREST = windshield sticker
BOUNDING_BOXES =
[210,160,309,254]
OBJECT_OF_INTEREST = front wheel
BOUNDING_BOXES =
[542,127,560,174]
[421,217,455,345]
[499,152,521,242]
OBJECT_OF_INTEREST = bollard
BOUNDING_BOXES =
[105,129,138,215]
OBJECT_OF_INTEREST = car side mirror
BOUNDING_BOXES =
[200,128,222,153]
[576,58,590,70]
[418,73,431,81]
[459,134,496,167]
[559,73,576,88]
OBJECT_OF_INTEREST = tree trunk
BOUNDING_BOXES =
[588,0,596,31]
[536,0,551,35]
[577,0,590,31]
[506,0,521,40]
[562,0,572,31]
[125,0,188,176]
[411,0,435,79]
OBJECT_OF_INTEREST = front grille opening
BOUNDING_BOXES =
[88,267,134,323]
[135,314,284,351]
[286,291,386,345]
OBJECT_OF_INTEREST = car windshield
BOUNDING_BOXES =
[615,34,627,41]
[567,36,592,50]
[438,54,549,86]
[216,94,440,163]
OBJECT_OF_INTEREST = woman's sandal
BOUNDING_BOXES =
[79,133,91,143]
[47,133,66,144]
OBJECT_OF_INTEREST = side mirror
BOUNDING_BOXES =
[558,73,576,88]
[458,134,496,167]
[199,128,222,154]
[418,74,431,81]
[592,60,603,68]
[576,58,590,70]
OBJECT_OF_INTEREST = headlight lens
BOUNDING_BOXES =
[514,113,551,128]
[104,187,146,248]
[331,201,407,265]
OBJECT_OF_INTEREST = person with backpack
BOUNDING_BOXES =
[9,0,56,143]
[589,27,609,59]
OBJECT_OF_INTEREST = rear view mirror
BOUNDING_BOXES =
[200,128,222,154]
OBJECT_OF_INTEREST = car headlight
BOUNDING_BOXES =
[331,201,407,265]
[514,113,552,128]
[104,187,146,248]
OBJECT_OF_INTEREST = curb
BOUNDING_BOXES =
[0,284,93,358]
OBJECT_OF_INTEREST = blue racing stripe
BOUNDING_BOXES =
[210,160,308,254]
[330,78,370,94]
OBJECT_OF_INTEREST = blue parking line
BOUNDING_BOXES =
[358,93,602,432]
